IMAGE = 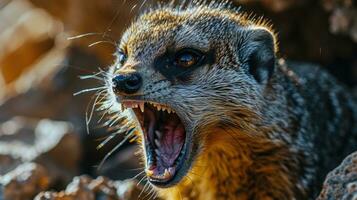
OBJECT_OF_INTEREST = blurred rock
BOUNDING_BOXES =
[317,151,357,200]
[0,162,50,200]
[0,155,22,175]
[28,0,142,65]
[0,117,81,185]
[0,0,69,102]
[0,46,103,122]
[0,45,140,180]
[34,176,151,200]
[97,145,141,181]
[324,0,357,42]
[237,0,306,12]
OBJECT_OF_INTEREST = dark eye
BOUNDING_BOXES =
[175,49,203,68]
[117,51,127,65]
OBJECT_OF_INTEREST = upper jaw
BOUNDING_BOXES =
[121,99,176,114]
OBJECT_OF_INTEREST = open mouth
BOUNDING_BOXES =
[121,100,188,187]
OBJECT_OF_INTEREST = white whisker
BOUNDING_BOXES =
[67,32,104,40]
[97,127,136,170]
[86,90,106,134]
[138,181,150,198]
[88,40,116,48]
[130,170,145,181]
[73,86,106,96]
[137,175,148,187]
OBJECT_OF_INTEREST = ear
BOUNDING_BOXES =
[240,27,276,84]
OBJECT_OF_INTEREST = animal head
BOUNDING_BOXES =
[105,1,278,188]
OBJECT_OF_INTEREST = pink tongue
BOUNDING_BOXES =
[158,122,185,167]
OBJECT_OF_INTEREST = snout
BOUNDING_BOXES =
[112,72,142,95]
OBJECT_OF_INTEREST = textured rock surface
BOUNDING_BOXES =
[0,163,50,200]
[0,0,69,101]
[322,0,357,42]
[0,117,81,185]
[34,176,150,200]
[0,46,140,181]
[317,151,357,200]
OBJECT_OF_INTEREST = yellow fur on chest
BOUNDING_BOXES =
[158,139,252,200]
[156,129,297,200]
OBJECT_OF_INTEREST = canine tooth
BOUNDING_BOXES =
[139,102,145,112]
[157,105,161,111]
[155,130,162,138]
[155,139,160,147]
[168,167,175,174]
[145,169,154,177]
[155,149,160,155]
[164,169,170,178]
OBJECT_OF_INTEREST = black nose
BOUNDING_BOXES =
[112,72,142,94]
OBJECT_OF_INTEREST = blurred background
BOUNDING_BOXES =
[0,0,356,199]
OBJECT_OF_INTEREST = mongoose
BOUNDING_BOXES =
[103,1,357,199]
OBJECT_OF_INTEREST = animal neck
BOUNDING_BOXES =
[158,128,303,200]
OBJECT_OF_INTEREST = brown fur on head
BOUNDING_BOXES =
[104,1,304,199]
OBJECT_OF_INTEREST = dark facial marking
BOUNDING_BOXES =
[154,48,214,81]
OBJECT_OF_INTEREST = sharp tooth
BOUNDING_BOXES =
[168,167,175,174]
[145,169,154,177]
[155,130,162,139]
[157,105,161,111]
[155,149,160,155]
[162,107,166,112]
[154,139,160,147]
[167,108,171,114]
[164,169,170,178]
[139,102,145,112]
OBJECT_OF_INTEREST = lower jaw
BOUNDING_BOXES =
[144,138,192,188]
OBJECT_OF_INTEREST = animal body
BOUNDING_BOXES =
[102,1,357,199]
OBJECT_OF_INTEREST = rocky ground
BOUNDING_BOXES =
[0,0,356,199]
[317,152,357,200]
